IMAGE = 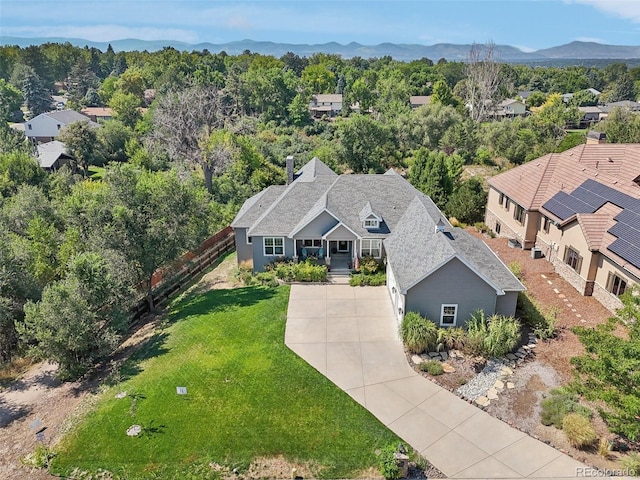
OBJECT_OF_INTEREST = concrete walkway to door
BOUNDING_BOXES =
[285,284,614,479]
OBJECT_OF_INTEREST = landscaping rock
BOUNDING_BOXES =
[494,380,504,390]
[440,351,448,361]
[500,366,513,376]
[506,353,517,360]
[411,355,424,364]
[115,391,127,399]
[506,382,515,389]
[487,388,498,400]
[428,351,440,358]
[126,425,142,437]
[441,362,456,373]
[476,396,490,407]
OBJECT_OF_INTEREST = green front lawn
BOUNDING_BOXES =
[52,286,398,479]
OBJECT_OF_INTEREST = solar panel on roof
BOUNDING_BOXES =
[615,209,640,224]
[609,222,640,239]
[608,238,640,269]
[542,195,576,220]
[543,179,640,269]
[572,186,606,210]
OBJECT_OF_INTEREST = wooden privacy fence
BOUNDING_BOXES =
[131,226,235,318]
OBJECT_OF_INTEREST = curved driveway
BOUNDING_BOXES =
[285,284,605,479]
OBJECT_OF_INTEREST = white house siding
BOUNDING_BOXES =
[25,115,61,142]
[386,261,405,326]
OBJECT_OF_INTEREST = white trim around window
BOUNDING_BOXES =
[263,237,284,256]
[363,218,379,229]
[440,304,458,326]
[246,231,252,244]
[361,238,382,258]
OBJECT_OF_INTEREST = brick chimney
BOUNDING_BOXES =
[286,155,295,185]
[586,130,606,145]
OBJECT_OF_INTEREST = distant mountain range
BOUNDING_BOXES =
[3,37,640,62]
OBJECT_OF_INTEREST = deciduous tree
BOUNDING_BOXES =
[58,120,99,177]
[20,252,130,379]
[146,84,231,193]
[464,42,502,122]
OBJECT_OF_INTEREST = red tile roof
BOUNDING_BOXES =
[488,144,640,211]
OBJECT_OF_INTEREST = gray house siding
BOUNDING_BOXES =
[251,236,295,272]
[234,227,253,265]
[296,211,338,238]
[405,258,496,327]
[495,291,518,318]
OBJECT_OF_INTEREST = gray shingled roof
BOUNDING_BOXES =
[247,175,338,236]
[231,185,287,228]
[295,157,338,182]
[324,174,444,238]
[45,110,99,127]
[446,229,526,293]
[36,140,71,168]
[384,197,524,294]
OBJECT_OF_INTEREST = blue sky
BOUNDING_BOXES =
[1,0,640,51]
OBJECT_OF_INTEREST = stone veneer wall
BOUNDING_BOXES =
[591,282,624,313]
[551,256,589,296]
[485,210,521,243]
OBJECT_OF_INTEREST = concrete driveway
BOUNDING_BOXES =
[285,284,602,479]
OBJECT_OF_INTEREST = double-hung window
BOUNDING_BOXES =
[263,237,284,256]
[440,304,457,326]
[361,239,382,258]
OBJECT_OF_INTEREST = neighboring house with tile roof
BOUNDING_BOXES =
[485,139,640,312]
[80,107,114,122]
[309,94,343,118]
[233,157,524,325]
[24,110,99,144]
[409,96,432,109]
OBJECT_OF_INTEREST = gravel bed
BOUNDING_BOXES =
[455,358,506,400]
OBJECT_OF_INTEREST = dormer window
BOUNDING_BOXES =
[364,218,379,229]
[359,201,382,230]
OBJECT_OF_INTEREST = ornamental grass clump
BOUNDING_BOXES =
[400,312,437,354]
[466,311,521,357]
[562,413,597,448]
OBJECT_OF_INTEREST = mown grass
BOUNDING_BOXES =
[51,285,398,479]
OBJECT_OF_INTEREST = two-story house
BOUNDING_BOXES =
[485,138,640,312]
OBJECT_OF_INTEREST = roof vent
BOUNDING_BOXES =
[435,219,446,234]
[607,157,613,162]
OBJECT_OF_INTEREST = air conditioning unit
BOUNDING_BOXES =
[531,248,543,259]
